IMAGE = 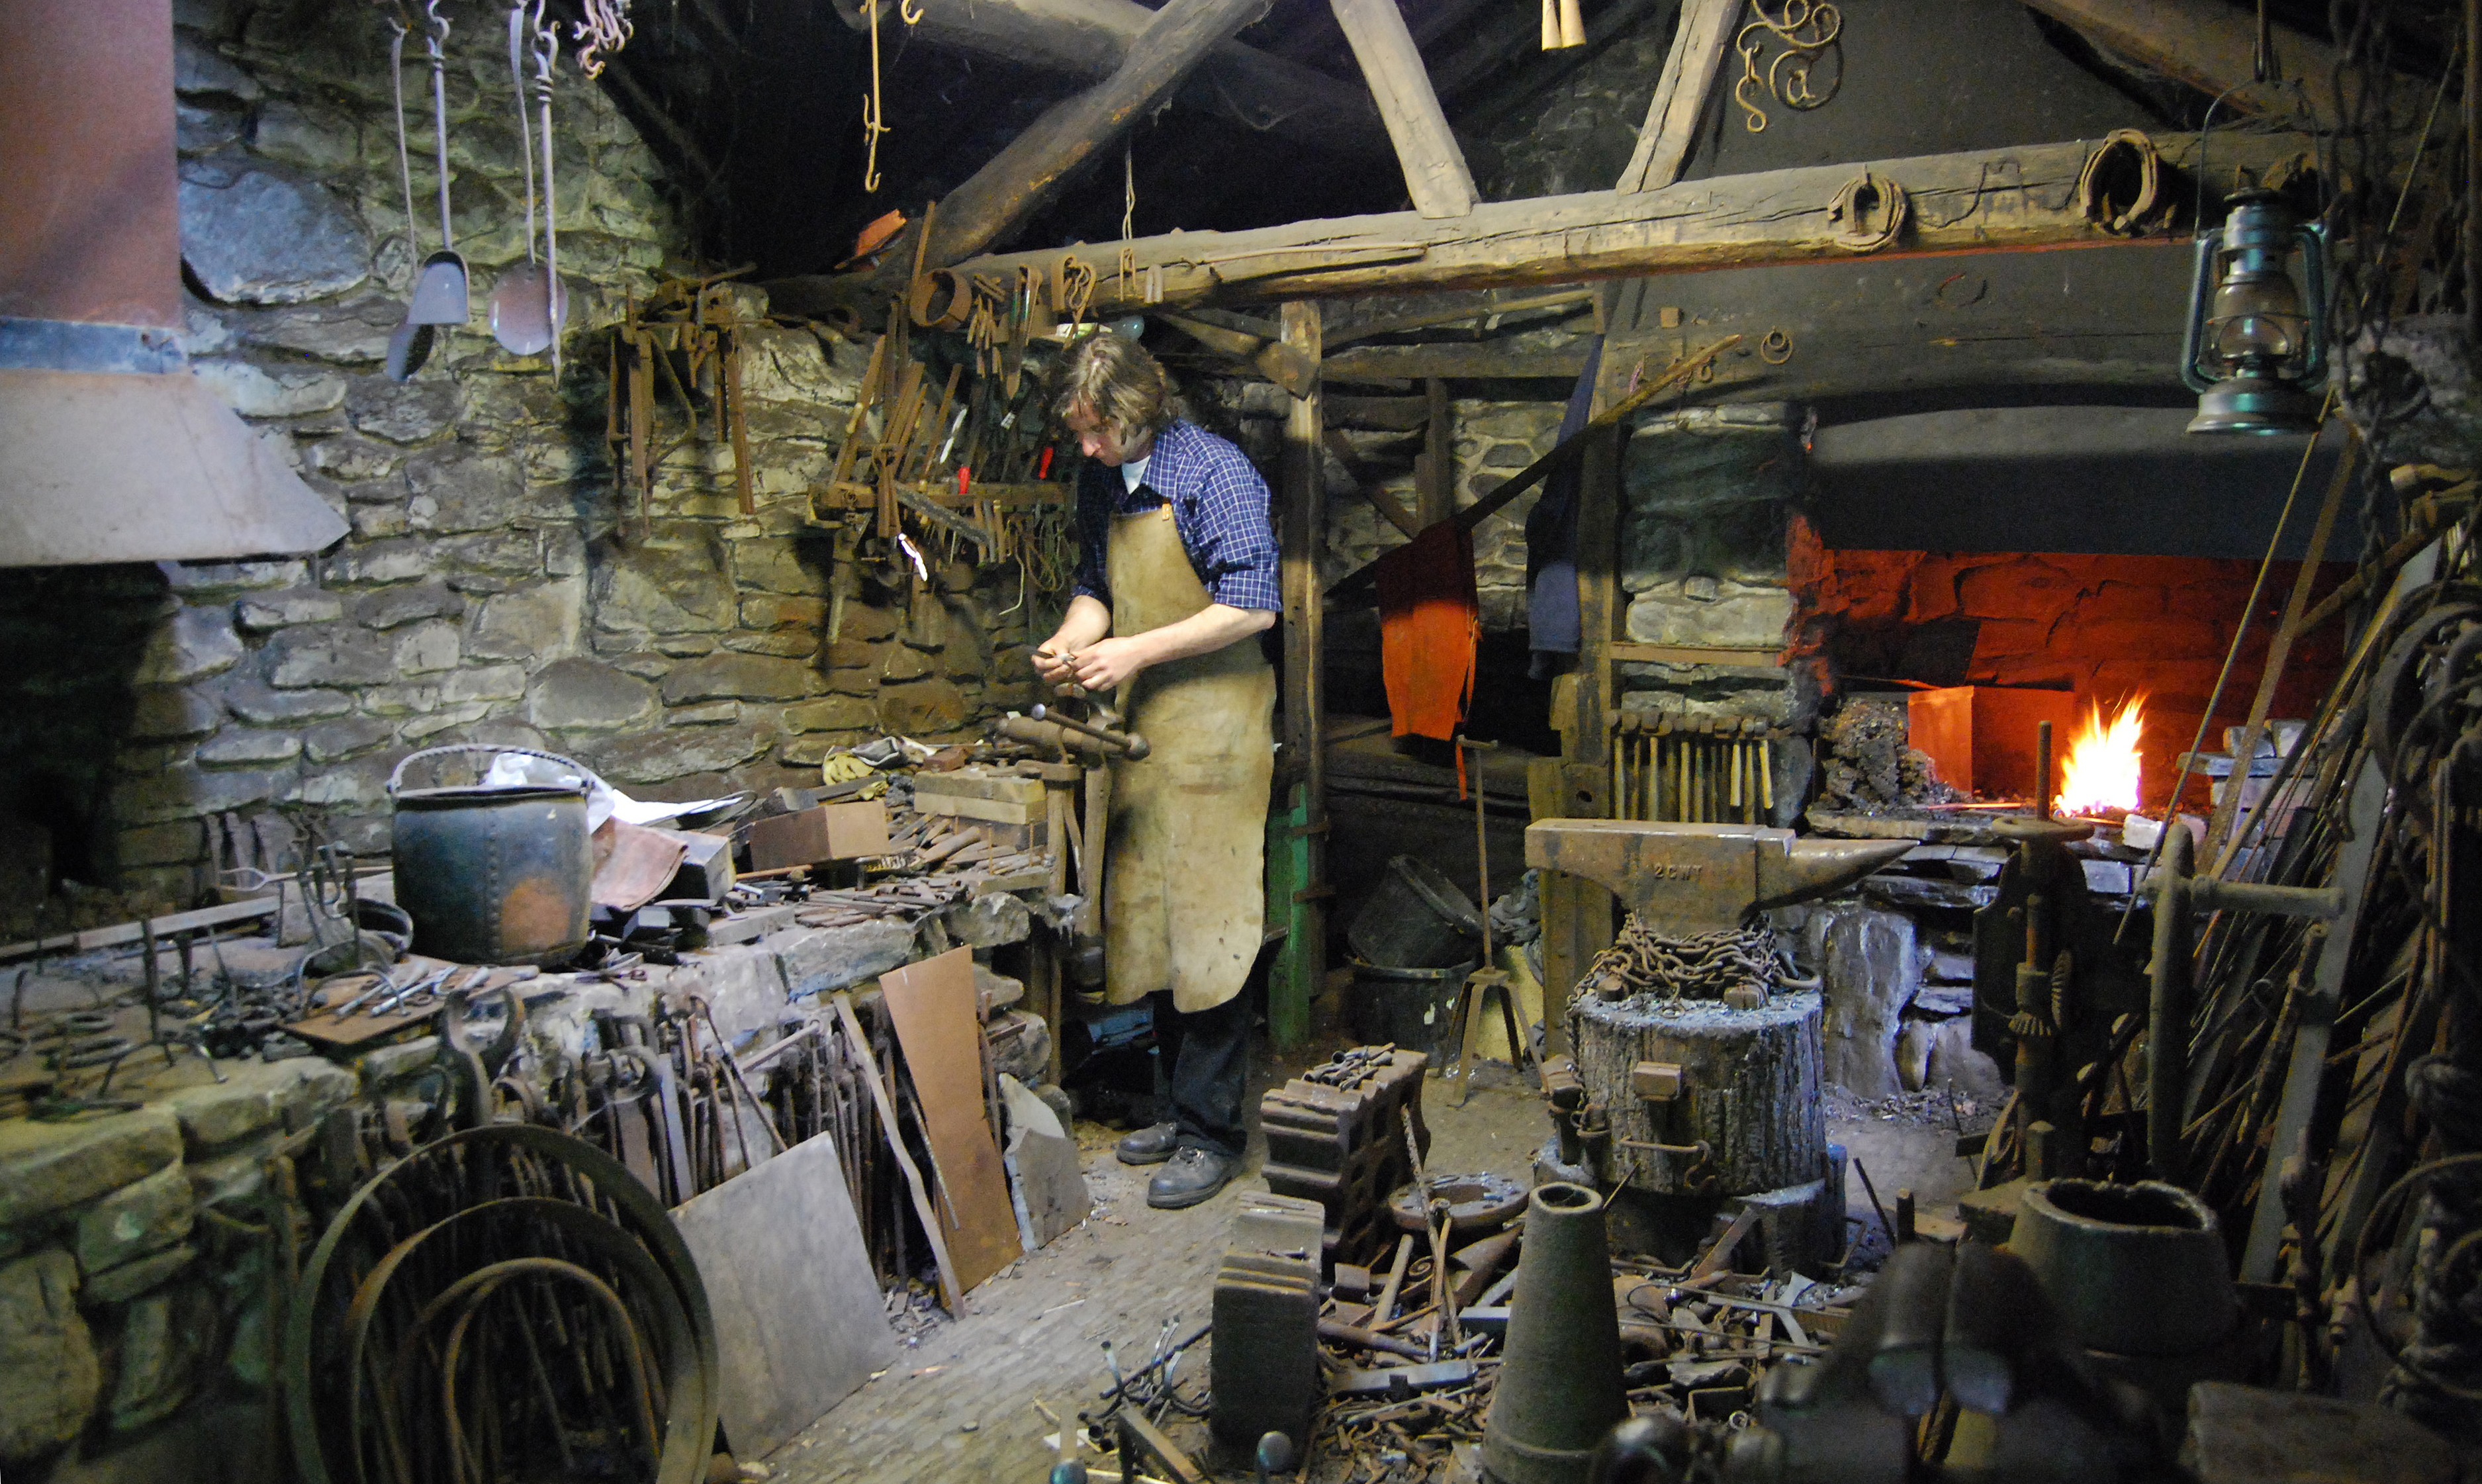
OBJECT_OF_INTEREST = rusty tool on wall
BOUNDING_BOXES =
[488,0,559,357]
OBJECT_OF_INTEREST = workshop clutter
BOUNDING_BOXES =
[0,720,1093,1479]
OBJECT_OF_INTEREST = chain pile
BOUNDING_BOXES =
[1580,918,1781,1005]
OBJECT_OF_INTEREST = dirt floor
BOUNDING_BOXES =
[764,1031,1972,1483]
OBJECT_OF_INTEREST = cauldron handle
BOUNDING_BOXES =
[387,743,607,798]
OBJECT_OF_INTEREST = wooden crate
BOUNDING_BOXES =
[747,800,892,870]
[1906,686,2081,803]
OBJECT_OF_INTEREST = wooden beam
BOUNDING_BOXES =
[842,0,1389,158]
[1277,300,1327,1037]
[1594,241,2201,411]
[1327,0,1476,218]
[2021,0,2343,124]
[1615,0,1740,193]
[1155,310,1320,396]
[792,126,2313,314]
[1417,377,1452,526]
[1324,428,1422,537]
[917,0,1285,271]
[1326,344,1593,383]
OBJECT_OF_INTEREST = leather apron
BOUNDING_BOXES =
[1102,503,1277,1012]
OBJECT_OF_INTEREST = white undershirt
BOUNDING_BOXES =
[1121,453,1152,494]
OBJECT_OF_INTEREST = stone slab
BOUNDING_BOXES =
[162,1058,356,1152]
[0,1248,99,1461]
[0,1109,182,1229]
[770,920,921,998]
[83,1244,197,1305]
[75,1164,195,1277]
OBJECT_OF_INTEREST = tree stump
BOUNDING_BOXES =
[1569,991,1825,1197]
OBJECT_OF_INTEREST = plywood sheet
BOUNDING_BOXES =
[880,947,1023,1291]
[671,1128,896,1458]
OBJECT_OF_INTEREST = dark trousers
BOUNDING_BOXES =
[1153,990,1248,1158]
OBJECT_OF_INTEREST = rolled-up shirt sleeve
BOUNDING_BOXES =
[1177,438,1281,612]
[1069,463,1113,608]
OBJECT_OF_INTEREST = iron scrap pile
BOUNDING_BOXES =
[1307,1251,1850,1482]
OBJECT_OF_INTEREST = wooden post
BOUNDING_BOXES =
[1533,422,1623,1058]
[1417,376,1453,528]
[1271,300,1327,1046]
[1327,0,1477,218]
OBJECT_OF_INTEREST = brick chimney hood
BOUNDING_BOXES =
[0,0,345,566]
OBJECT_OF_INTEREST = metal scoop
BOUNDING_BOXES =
[488,1,557,355]
[383,18,434,381]
[406,0,469,328]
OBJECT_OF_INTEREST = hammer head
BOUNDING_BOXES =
[1524,820,1914,935]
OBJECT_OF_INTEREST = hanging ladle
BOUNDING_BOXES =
[487,0,557,355]
[404,0,470,330]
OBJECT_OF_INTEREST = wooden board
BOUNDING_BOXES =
[878,947,1023,1291]
[671,1129,897,1458]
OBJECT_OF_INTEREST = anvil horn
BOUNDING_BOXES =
[1754,837,1917,911]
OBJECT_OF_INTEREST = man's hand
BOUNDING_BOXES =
[1068,636,1152,692]
[1031,641,1079,686]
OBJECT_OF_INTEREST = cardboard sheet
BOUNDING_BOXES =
[671,1129,896,1458]
[879,947,1023,1291]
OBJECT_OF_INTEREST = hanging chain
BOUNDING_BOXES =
[1579,916,1782,1004]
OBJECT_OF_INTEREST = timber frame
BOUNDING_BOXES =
[775,126,2315,318]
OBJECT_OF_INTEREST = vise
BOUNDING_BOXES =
[1524,819,1913,935]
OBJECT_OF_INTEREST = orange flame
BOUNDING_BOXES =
[2055,696,2145,816]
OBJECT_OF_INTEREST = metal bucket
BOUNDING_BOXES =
[1344,956,1475,1057]
[389,745,595,964]
[1346,855,1484,969]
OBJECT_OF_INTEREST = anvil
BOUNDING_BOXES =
[1524,819,1915,935]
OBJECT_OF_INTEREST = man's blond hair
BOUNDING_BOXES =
[1053,330,1173,445]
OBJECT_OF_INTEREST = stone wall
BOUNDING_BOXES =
[0,0,1039,919]
[1463,11,1675,201]
[1616,404,1812,729]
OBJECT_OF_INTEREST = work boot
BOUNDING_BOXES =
[1115,1121,1179,1166]
[1146,1147,1235,1209]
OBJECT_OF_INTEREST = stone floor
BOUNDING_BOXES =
[762,1043,1966,1483]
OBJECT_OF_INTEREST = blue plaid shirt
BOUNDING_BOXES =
[1070,418,1282,614]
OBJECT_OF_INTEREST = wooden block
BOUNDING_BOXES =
[915,793,1041,826]
[747,800,892,870]
[911,767,1046,806]
[1631,1060,1684,1101]
[1334,1262,1373,1302]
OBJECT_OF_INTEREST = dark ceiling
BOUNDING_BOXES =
[577,0,2425,288]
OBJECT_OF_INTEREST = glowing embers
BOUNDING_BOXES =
[2056,696,2145,817]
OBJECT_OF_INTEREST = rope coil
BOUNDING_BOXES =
[1829,169,1909,252]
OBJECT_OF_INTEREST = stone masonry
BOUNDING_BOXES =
[0,0,1042,914]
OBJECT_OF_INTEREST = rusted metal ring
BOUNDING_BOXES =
[1389,1171,1530,1238]
[287,1125,718,1484]
[908,268,972,330]
[1757,328,1794,365]
[338,1198,702,1484]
